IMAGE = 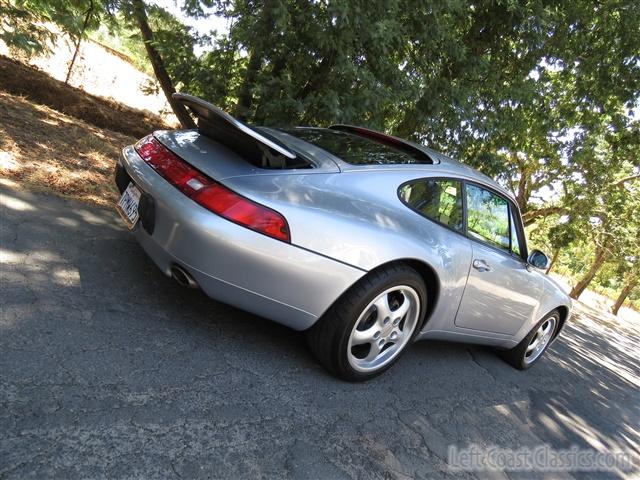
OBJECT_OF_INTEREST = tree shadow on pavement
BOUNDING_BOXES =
[1,182,637,480]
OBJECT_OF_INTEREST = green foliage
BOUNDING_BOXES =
[1,0,59,55]
[1,0,106,55]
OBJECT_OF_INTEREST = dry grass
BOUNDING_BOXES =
[0,91,136,206]
[0,55,170,138]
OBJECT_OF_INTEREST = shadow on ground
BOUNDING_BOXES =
[1,183,638,479]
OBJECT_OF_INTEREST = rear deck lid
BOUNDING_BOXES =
[156,94,339,178]
[173,93,311,170]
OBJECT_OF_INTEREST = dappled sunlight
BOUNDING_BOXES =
[55,216,80,228]
[0,303,27,329]
[52,267,81,287]
[0,178,20,188]
[552,315,639,388]
[39,118,60,126]
[537,411,565,438]
[0,151,20,172]
[75,209,112,226]
[547,404,613,451]
[480,397,637,478]
[1,192,35,211]
[0,248,24,263]
[519,309,640,460]
[373,211,401,230]
[0,246,76,295]
[34,142,52,150]
[0,92,136,207]
[1,183,637,478]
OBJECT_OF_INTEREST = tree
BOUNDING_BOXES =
[0,0,56,55]
[566,123,640,299]
[1,0,104,59]
[611,263,639,316]
[129,0,195,127]
[545,221,579,275]
[65,0,98,83]
[3,0,639,308]
[190,0,639,231]
[1,0,200,126]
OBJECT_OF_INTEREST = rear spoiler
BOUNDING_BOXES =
[329,124,434,164]
[172,93,297,164]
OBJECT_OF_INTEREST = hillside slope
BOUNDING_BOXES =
[0,91,135,206]
[0,56,169,138]
[0,25,173,120]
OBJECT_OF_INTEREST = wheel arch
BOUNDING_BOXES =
[365,258,441,329]
[552,305,570,340]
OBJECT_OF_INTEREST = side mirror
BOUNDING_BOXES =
[528,249,550,270]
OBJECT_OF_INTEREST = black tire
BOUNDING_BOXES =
[500,310,560,370]
[306,264,427,382]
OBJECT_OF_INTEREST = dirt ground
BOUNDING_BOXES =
[0,92,135,206]
[0,28,173,119]
[0,55,168,138]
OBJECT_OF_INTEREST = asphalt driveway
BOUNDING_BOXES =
[1,182,638,479]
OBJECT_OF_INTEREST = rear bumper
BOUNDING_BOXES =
[116,146,366,330]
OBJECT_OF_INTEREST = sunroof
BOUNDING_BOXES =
[280,127,433,165]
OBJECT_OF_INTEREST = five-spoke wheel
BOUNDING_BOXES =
[524,316,556,365]
[347,286,420,372]
[501,310,560,370]
[306,264,426,381]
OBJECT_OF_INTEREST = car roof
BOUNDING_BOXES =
[263,126,515,202]
[343,153,515,203]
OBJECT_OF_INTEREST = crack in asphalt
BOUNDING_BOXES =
[466,348,497,383]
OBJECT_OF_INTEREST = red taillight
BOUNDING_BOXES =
[135,135,290,242]
[192,184,290,241]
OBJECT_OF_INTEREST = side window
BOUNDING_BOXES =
[399,179,463,231]
[510,209,522,256]
[466,184,510,250]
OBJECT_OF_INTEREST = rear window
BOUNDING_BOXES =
[280,128,432,165]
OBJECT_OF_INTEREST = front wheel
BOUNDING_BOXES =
[306,264,426,382]
[501,310,559,370]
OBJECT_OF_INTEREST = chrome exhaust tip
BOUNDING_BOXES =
[170,265,198,289]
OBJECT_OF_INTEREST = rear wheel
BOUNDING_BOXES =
[306,264,426,381]
[501,310,559,370]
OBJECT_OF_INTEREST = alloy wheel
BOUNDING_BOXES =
[347,286,420,372]
[524,316,557,364]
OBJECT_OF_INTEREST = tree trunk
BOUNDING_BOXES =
[569,247,609,299]
[131,0,195,128]
[297,51,336,100]
[233,0,278,121]
[522,206,569,226]
[515,158,529,214]
[611,270,638,316]
[234,48,262,120]
[545,249,559,275]
[66,0,94,85]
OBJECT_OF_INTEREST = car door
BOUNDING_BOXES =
[454,183,543,335]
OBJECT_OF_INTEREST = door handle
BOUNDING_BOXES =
[472,259,491,272]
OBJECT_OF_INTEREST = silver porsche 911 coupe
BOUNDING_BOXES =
[114,93,571,381]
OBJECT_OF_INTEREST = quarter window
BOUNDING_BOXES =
[466,184,510,250]
[400,179,463,231]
